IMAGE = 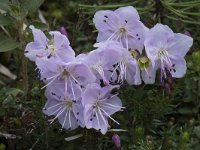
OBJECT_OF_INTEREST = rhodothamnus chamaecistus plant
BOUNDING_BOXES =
[25,6,193,135]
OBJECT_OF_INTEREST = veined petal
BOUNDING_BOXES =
[115,6,140,22]
[30,25,48,46]
[170,58,187,78]
[167,33,193,59]
[126,59,141,85]
[81,83,100,105]
[141,63,157,84]
[69,62,96,85]
[101,96,122,115]
[93,10,120,31]
[25,42,46,61]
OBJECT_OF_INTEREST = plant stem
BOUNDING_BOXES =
[17,19,28,94]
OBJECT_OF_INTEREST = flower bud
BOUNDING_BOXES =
[184,31,191,37]
[112,134,121,150]
[60,26,68,36]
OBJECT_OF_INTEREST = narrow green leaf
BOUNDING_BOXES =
[0,0,9,11]
[30,21,49,30]
[0,14,15,25]
[64,134,83,141]
[178,107,192,114]
[0,35,20,52]
[21,0,44,13]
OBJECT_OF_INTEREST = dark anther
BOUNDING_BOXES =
[98,129,101,131]
[172,64,175,67]
[77,112,79,115]
[47,55,52,59]
[138,38,140,40]
[104,15,108,18]
[51,92,56,95]
[44,78,47,80]
[76,119,79,122]
[93,114,96,117]
[73,100,76,103]
[25,51,29,53]
[90,118,93,121]
[125,20,128,23]
[173,69,176,72]
[93,106,96,108]
[136,34,139,36]
[104,20,107,22]
[80,85,84,88]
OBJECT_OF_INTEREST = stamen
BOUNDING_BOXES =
[45,102,63,110]
[64,78,68,97]
[99,107,120,125]
[102,102,125,109]
[98,108,109,126]
[70,74,82,86]
[62,109,69,128]
[69,77,76,100]
[106,30,120,41]
[41,75,60,89]
[50,107,66,124]
[95,111,100,129]
[49,106,63,116]
[69,110,71,128]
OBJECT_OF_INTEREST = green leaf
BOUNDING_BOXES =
[0,14,15,25]
[30,21,49,30]
[0,35,20,52]
[0,0,9,11]
[21,0,44,13]
[194,126,200,138]
[178,107,192,114]
[8,4,28,20]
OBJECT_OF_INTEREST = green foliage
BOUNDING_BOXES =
[0,35,19,52]
[0,0,200,149]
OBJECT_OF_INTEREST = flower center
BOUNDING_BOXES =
[61,69,69,79]
[93,100,101,109]
[158,48,167,58]
[119,27,126,33]
[65,100,73,109]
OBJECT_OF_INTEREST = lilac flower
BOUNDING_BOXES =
[36,57,96,91]
[94,41,142,85]
[81,41,122,85]
[43,85,84,130]
[82,83,124,134]
[93,6,148,53]
[25,26,75,62]
[144,23,193,78]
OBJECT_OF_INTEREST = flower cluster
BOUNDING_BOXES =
[25,6,193,134]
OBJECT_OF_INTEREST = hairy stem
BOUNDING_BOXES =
[17,20,28,94]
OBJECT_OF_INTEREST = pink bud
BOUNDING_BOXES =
[184,31,191,37]
[112,134,121,150]
[60,26,68,36]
